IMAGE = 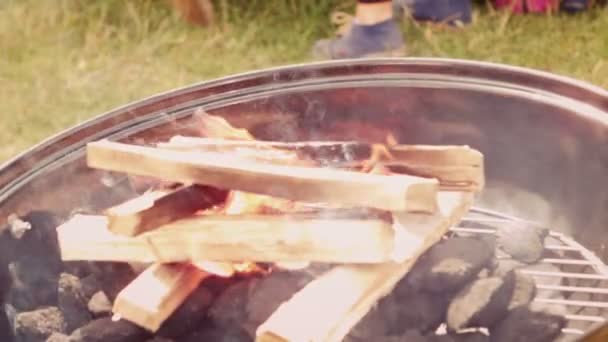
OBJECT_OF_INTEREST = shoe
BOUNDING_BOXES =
[394,0,472,25]
[312,18,406,59]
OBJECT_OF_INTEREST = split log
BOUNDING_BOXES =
[112,263,207,332]
[256,191,473,342]
[158,137,484,191]
[159,136,482,167]
[105,185,228,236]
[56,214,396,264]
[86,140,439,213]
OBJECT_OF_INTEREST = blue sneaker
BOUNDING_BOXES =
[312,18,406,59]
[394,0,472,26]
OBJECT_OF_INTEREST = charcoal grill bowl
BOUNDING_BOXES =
[0,58,606,263]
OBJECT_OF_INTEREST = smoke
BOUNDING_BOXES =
[476,181,573,236]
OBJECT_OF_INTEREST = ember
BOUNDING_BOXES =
[1,112,589,342]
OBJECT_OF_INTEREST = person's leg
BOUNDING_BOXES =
[312,0,405,59]
[355,0,394,25]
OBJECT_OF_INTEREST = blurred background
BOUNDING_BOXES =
[0,0,606,163]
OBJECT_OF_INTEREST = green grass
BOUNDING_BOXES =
[0,0,607,162]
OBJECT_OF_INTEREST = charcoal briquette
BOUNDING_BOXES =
[46,332,70,342]
[398,329,428,342]
[8,261,60,311]
[14,306,67,342]
[507,271,536,310]
[183,322,252,342]
[209,278,258,330]
[406,237,495,293]
[87,291,112,318]
[88,262,136,302]
[6,212,64,311]
[0,228,14,306]
[446,331,490,342]
[62,261,95,279]
[496,223,548,264]
[57,273,92,333]
[429,331,490,342]
[145,337,175,342]
[79,274,102,300]
[491,306,566,342]
[156,284,213,339]
[69,317,150,342]
[12,211,63,273]
[346,305,389,341]
[243,271,313,336]
[1,304,14,342]
[491,259,524,278]
[446,272,515,331]
[384,290,447,334]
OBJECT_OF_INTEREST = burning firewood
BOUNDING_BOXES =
[256,191,473,342]
[111,263,208,332]
[50,112,490,339]
[105,185,228,236]
[86,140,440,213]
[158,137,484,192]
[56,214,397,264]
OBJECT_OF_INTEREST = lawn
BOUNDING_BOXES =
[0,0,607,162]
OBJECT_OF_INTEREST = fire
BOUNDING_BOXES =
[222,191,297,215]
[185,115,397,278]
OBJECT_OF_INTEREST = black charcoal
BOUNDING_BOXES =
[496,223,548,263]
[46,332,70,342]
[6,212,63,311]
[347,306,388,341]
[1,243,12,304]
[449,331,490,342]
[5,303,16,328]
[156,284,213,339]
[69,317,149,342]
[431,331,490,342]
[209,278,258,329]
[58,273,92,333]
[243,271,313,336]
[399,329,428,342]
[88,262,136,302]
[1,304,14,342]
[491,259,524,278]
[384,290,446,334]
[15,307,67,342]
[407,237,495,293]
[87,291,112,318]
[183,322,252,342]
[79,274,102,300]
[508,271,536,310]
[62,261,95,279]
[446,272,515,331]
[491,306,566,342]
[145,337,174,342]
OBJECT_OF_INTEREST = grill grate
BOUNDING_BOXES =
[450,207,608,340]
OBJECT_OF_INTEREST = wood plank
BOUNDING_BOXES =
[86,140,439,213]
[57,214,396,264]
[158,137,483,191]
[106,185,228,236]
[256,191,473,342]
[112,263,208,332]
[159,136,482,167]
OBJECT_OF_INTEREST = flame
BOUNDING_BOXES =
[184,114,403,278]
[223,191,297,215]
[193,261,236,277]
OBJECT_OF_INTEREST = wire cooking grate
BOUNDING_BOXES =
[450,207,608,340]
